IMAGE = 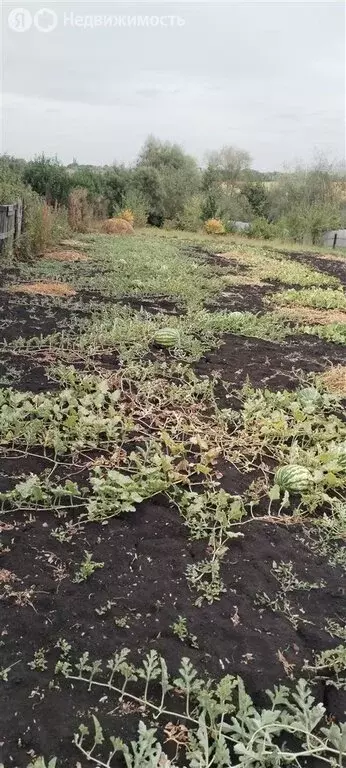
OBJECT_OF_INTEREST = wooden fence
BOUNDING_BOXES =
[0,201,23,254]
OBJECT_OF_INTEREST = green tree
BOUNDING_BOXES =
[243,182,269,218]
[285,203,341,244]
[267,158,342,244]
[23,155,71,206]
[102,165,129,216]
[205,145,252,184]
[132,165,164,224]
[176,194,203,231]
[135,136,200,222]
[69,167,104,197]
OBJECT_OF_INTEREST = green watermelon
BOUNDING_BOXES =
[154,328,181,348]
[274,464,313,493]
[335,444,346,471]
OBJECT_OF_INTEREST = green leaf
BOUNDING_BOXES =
[269,484,281,501]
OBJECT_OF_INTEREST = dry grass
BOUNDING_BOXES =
[60,239,92,250]
[319,366,346,395]
[217,251,247,260]
[43,250,89,263]
[101,218,134,235]
[8,282,76,297]
[0,569,16,585]
[274,306,346,325]
[68,188,93,233]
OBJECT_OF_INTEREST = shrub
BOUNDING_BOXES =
[118,208,134,224]
[121,190,148,228]
[26,202,53,254]
[18,202,70,259]
[204,218,226,235]
[248,217,276,240]
[50,206,72,243]
[0,166,71,259]
[177,195,203,232]
[23,154,71,206]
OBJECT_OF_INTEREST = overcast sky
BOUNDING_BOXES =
[2,1,345,170]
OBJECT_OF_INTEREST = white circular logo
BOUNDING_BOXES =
[34,8,58,32]
[8,8,32,32]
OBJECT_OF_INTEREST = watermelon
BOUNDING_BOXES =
[154,328,181,348]
[274,464,313,493]
[334,444,346,471]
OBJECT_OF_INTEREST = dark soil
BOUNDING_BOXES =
[184,244,249,272]
[0,255,345,767]
[117,294,183,315]
[195,332,346,399]
[0,497,345,768]
[205,283,277,313]
[0,351,56,392]
[0,291,91,344]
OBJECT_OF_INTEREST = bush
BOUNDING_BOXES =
[23,154,71,206]
[204,218,226,235]
[118,208,134,225]
[50,206,72,243]
[0,167,64,259]
[248,217,276,239]
[26,202,53,254]
[242,182,269,218]
[176,195,203,232]
[119,189,148,228]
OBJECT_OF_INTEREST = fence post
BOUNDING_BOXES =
[0,200,24,256]
[333,233,337,249]
[14,200,23,246]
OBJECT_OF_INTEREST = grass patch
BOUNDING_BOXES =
[271,287,346,310]
[303,322,346,345]
[218,248,338,287]
[43,250,89,263]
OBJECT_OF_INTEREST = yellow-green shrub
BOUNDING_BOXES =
[204,218,226,235]
[118,208,135,224]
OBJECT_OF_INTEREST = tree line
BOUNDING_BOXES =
[1,136,345,246]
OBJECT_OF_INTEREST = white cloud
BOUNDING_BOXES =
[2,0,345,168]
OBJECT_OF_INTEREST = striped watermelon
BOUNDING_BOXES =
[154,328,181,348]
[335,444,346,471]
[274,464,313,493]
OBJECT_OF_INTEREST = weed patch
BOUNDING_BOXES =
[271,286,346,310]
